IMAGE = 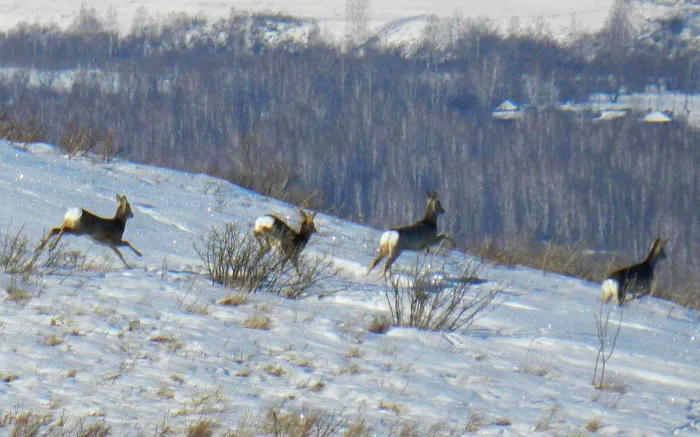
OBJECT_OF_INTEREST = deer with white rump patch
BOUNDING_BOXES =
[601,238,667,306]
[39,194,142,268]
[253,209,317,273]
[368,191,454,277]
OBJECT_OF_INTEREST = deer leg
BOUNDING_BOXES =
[39,227,62,250]
[109,246,131,268]
[635,282,653,300]
[120,240,143,257]
[47,228,67,251]
[437,234,457,251]
[254,232,272,254]
[617,284,629,306]
[382,248,403,278]
[367,249,387,275]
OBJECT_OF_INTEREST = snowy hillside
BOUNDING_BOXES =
[0,0,619,42]
[0,140,699,435]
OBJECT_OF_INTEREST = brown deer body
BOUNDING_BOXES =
[601,238,667,305]
[40,194,142,268]
[253,209,317,273]
[368,191,454,277]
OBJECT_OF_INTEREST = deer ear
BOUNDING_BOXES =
[309,212,317,220]
[116,194,123,202]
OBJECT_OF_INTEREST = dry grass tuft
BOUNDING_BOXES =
[345,347,362,359]
[150,333,184,352]
[186,418,217,437]
[156,386,175,400]
[367,315,391,334]
[378,400,402,415]
[263,364,285,377]
[2,374,19,383]
[5,277,32,303]
[218,293,248,306]
[585,418,603,433]
[40,334,65,347]
[493,417,512,427]
[243,314,272,330]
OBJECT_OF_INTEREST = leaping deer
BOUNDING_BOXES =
[601,238,667,306]
[368,191,454,277]
[39,194,142,268]
[253,209,317,274]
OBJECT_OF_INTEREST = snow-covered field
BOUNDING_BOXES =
[0,0,619,41]
[0,140,699,435]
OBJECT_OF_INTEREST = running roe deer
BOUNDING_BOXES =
[601,238,667,306]
[253,209,317,273]
[368,191,454,277]
[39,194,143,268]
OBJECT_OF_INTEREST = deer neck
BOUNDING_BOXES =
[645,250,663,269]
[421,208,440,227]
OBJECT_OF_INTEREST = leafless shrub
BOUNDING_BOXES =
[0,113,45,143]
[196,223,337,298]
[58,124,119,161]
[260,406,348,437]
[0,225,41,275]
[195,223,282,293]
[593,302,623,389]
[383,257,499,332]
[274,253,339,299]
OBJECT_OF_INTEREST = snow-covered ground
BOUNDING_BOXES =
[0,140,699,435]
[0,0,619,41]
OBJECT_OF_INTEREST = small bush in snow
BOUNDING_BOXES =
[0,225,41,275]
[196,223,338,298]
[0,113,45,144]
[383,257,498,332]
[196,223,282,293]
[58,124,119,161]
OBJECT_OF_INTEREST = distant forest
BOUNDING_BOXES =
[1,4,699,283]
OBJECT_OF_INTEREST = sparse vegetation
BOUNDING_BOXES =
[593,303,623,389]
[367,314,391,334]
[383,257,499,332]
[1,225,40,276]
[197,223,338,298]
[585,418,603,433]
[259,406,349,437]
[243,313,272,330]
[0,113,45,144]
[218,293,249,306]
[469,235,607,282]
[186,418,217,437]
[58,124,119,161]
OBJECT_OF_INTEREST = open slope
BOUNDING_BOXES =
[0,140,699,435]
[0,0,618,41]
